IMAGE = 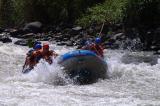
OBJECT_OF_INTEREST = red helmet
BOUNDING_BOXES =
[43,43,49,49]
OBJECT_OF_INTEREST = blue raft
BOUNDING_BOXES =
[59,50,108,84]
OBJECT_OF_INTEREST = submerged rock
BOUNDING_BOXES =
[14,40,28,46]
[0,36,12,43]
[0,33,12,43]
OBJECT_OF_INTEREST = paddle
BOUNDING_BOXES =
[98,22,107,49]
[22,58,27,70]
[99,22,105,37]
[22,58,32,74]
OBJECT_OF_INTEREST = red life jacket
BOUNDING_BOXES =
[90,44,104,58]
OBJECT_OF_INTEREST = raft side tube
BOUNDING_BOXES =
[59,50,108,84]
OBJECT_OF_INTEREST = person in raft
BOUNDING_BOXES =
[81,37,104,58]
[23,43,58,70]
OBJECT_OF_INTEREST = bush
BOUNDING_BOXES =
[12,0,105,27]
[78,0,160,28]
[0,0,159,29]
[77,0,128,27]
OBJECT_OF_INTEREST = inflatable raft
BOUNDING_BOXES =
[59,50,108,84]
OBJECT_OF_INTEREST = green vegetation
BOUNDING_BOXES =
[11,0,104,26]
[0,0,159,28]
[77,0,128,27]
[77,0,160,28]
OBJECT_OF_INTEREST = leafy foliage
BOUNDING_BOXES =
[0,0,159,28]
[77,0,128,27]
[11,0,105,26]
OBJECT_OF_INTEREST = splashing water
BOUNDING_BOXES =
[0,42,160,106]
[21,58,71,85]
[119,38,143,51]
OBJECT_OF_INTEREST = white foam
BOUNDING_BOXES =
[20,57,70,85]
[0,43,28,55]
[1,43,160,106]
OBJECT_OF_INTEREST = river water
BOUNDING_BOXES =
[0,42,160,106]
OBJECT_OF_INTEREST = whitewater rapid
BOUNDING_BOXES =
[0,42,160,106]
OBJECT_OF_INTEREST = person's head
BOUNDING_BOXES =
[33,41,41,48]
[95,37,101,44]
[34,44,42,50]
[27,49,34,56]
[43,43,49,53]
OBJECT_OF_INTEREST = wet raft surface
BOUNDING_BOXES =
[59,50,108,84]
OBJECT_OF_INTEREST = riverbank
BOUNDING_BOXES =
[0,21,159,54]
